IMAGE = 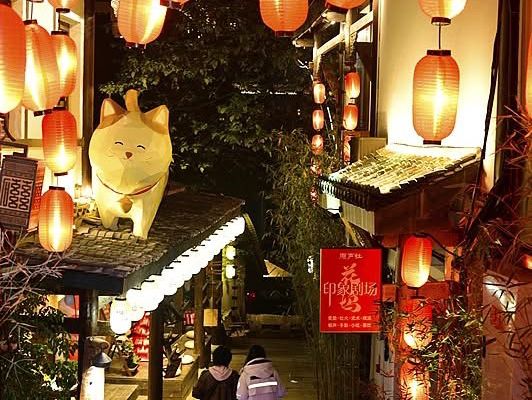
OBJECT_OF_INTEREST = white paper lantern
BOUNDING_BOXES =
[125,286,146,321]
[141,277,163,311]
[110,297,132,334]
[226,264,236,279]
[226,245,236,260]
[177,254,194,281]
[160,266,178,296]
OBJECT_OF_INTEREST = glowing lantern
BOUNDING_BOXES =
[523,254,532,270]
[310,160,322,176]
[23,21,61,115]
[345,71,360,100]
[117,0,167,47]
[0,2,25,115]
[419,0,467,25]
[110,297,132,334]
[48,0,78,13]
[402,299,433,350]
[259,0,308,37]
[51,31,77,98]
[311,134,323,155]
[400,359,430,400]
[343,104,358,131]
[225,245,236,260]
[413,50,459,144]
[526,37,531,116]
[310,186,319,203]
[401,235,432,288]
[326,0,365,11]
[313,81,326,104]
[313,109,324,131]
[42,107,77,175]
[38,187,73,252]
[225,264,236,279]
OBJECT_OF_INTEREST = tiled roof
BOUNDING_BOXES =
[319,144,480,210]
[18,191,243,294]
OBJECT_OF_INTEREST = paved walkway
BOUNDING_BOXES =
[186,334,318,400]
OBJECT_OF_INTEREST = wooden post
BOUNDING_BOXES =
[175,287,184,335]
[82,0,95,187]
[148,308,164,400]
[77,290,98,399]
[194,270,206,367]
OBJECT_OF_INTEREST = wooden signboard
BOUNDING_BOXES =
[0,143,44,231]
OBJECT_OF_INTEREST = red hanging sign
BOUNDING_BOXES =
[320,248,382,333]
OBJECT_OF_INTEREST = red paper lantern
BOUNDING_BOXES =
[343,104,358,131]
[326,0,365,11]
[0,2,25,115]
[526,37,531,116]
[313,109,324,131]
[23,21,61,114]
[419,0,467,25]
[42,107,77,175]
[259,0,308,37]
[401,235,432,288]
[413,50,459,144]
[311,134,323,155]
[51,31,77,98]
[48,0,78,13]
[38,186,73,252]
[313,81,326,104]
[345,71,360,100]
[402,299,433,350]
[117,0,167,47]
[400,359,430,400]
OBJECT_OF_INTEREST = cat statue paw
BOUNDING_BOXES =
[89,90,172,239]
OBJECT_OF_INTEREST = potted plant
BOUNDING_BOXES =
[122,339,140,376]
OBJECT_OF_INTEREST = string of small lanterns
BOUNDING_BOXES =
[109,216,246,334]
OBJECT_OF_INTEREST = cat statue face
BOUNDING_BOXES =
[89,90,172,239]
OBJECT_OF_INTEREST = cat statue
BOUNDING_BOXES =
[89,90,172,239]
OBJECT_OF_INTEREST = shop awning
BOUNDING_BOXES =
[319,144,480,236]
[18,191,243,294]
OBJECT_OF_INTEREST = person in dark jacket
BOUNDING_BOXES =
[193,346,239,400]
[236,345,286,400]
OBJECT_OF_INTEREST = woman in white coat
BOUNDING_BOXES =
[236,345,286,400]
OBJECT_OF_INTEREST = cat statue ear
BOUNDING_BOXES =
[144,105,169,135]
[99,97,125,125]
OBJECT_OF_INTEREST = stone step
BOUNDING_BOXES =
[104,383,140,400]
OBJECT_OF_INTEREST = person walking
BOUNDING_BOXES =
[192,346,240,400]
[236,345,286,400]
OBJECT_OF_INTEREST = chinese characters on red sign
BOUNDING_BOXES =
[320,248,382,333]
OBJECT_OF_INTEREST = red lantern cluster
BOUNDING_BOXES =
[0,2,25,115]
[413,50,460,144]
[38,186,74,252]
[401,235,432,288]
[259,0,308,37]
[343,104,358,131]
[23,21,61,115]
[400,359,430,400]
[345,71,360,100]
[51,31,78,98]
[118,0,167,47]
[311,134,324,155]
[419,0,467,25]
[313,109,324,131]
[313,81,326,104]
[402,299,433,350]
[42,107,78,175]
[326,0,365,11]
[48,0,79,13]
